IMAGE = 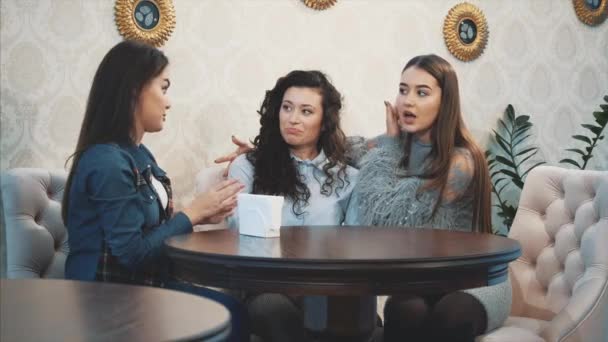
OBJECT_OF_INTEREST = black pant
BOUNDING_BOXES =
[381,292,487,342]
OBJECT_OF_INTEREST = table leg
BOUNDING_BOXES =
[302,295,377,342]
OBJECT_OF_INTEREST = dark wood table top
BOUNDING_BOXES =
[0,279,230,342]
[165,226,521,295]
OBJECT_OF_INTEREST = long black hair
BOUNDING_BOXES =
[61,40,169,224]
[247,70,349,216]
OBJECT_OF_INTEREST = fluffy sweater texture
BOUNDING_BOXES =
[345,135,511,333]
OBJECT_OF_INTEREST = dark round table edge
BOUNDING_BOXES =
[164,229,522,296]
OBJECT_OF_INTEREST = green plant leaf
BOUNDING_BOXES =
[593,111,608,126]
[493,129,510,145]
[515,115,530,126]
[500,169,519,179]
[514,119,531,129]
[521,161,546,178]
[495,156,516,169]
[582,154,593,161]
[600,104,608,112]
[494,177,507,187]
[499,204,517,228]
[581,124,603,135]
[512,178,524,189]
[496,134,511,151]
[565,148,585,155]
[572,135,592,144]
[517,150,539,167]
[512,128,531,142]
[498,119,511,138]
[514,122,533,133]
[492,130,511,155]
[491,169,504,179]
[516,147,537,157]
[514,133,532,146]
[506,105,515,123]
[497,182,509,194]
[560,158,582,168]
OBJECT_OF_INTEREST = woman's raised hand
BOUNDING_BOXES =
[384,101,400,137]
[214,135,254,177]
[182,179,244,225]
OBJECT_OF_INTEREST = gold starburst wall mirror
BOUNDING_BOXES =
[302,0,337,11]
[573,0,607,26]
[115,0,176,47]
[443,2,489,62]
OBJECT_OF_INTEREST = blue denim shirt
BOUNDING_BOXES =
[65,143,192,281]
[227,150,358,227]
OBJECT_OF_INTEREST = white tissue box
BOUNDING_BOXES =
[237,193,284,238]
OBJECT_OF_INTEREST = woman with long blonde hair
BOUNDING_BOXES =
[344,54,503,342]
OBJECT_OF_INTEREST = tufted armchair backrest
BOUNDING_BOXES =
[1,168,68,278]
[508,166,607,341]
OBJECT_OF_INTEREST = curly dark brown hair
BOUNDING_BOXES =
[247,70,350,216]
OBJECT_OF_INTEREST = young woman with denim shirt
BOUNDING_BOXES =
[61,41,246,340]
[63,40,243,284]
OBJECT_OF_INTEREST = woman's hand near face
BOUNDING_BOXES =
[182,179,244,225]
[214,135,254,177]
[385,101,400,137]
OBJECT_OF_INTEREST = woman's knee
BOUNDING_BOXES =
[248,293,300,320]
[384,294,430,325]
[431,292,487,336]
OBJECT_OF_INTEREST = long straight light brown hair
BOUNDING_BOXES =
[399,54,492,233]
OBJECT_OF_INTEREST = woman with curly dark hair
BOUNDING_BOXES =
[228,69,357,227]
[227,70,358,342]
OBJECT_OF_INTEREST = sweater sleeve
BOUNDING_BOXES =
[345,134,403,168]
[345,144,473,230]
[344,136,371,168]
[85,150,192,271]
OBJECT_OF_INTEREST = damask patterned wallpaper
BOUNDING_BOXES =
[1,0,607,212]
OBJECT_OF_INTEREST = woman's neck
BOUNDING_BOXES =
[414,129,432,144]
[290,145,319,160]
[131,126,144,146]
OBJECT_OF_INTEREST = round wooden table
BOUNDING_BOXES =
[165,226,521,341]
[0,279,231,342]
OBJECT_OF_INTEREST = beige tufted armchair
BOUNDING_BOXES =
[478,166,608,342]
[1,168,68,278]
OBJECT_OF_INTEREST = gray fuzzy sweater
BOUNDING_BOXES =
[344,135,511,333]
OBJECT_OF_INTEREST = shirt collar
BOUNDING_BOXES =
[290,149,328,170]
[121,143,167,177]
